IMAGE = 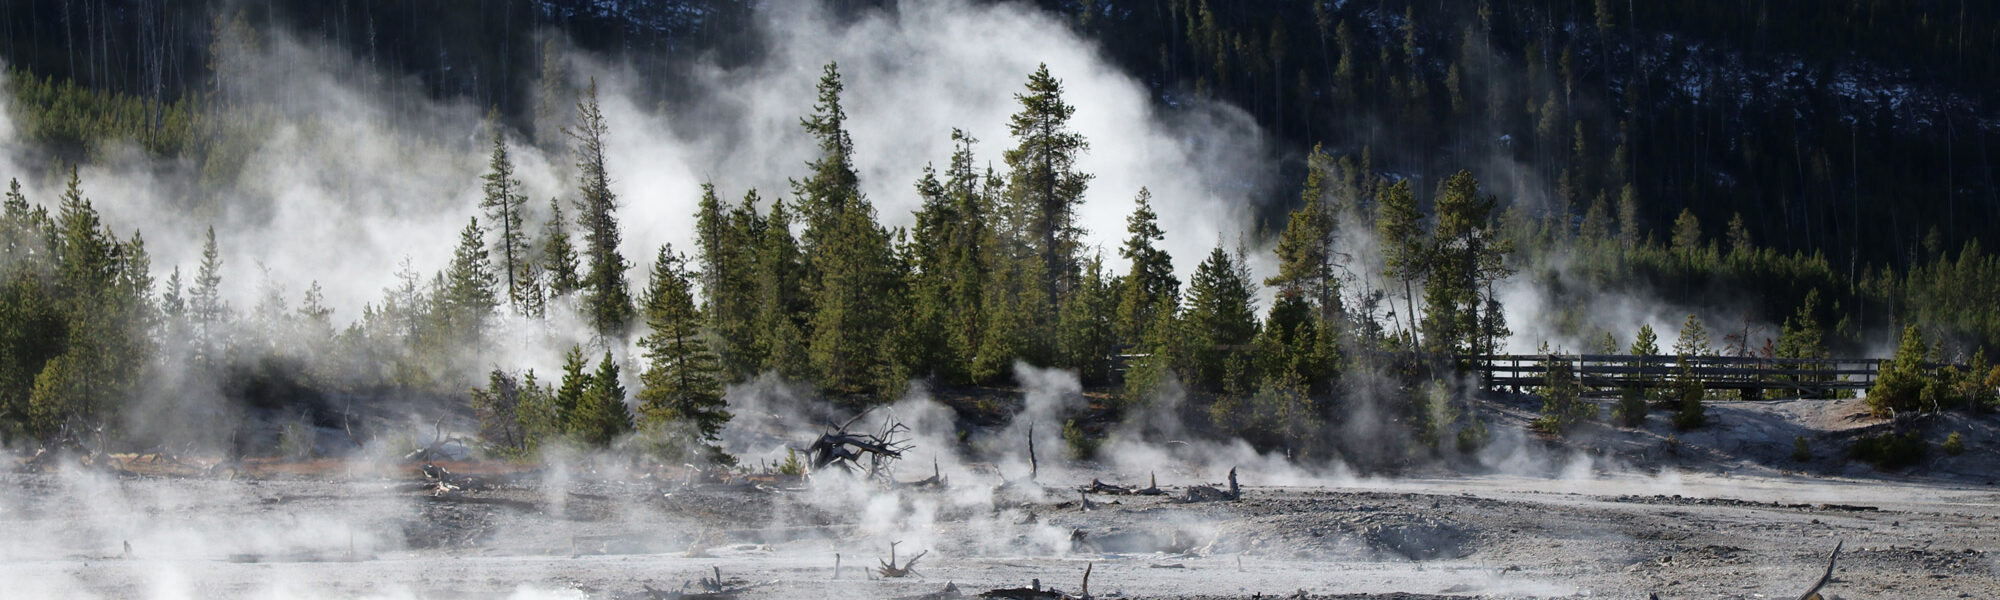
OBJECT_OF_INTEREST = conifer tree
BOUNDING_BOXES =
[694,184,760,377]
[793,63,896,397]
[191,224,226,365]
[514,370,559,451]
[1268,146,1341,324]
[1579,193,1612,243]
[574,351,632,446]
[909,149,967,382]
[1671,208,1702,258]
[1056,253,1118,383]
[540,198,581,298]
[1003,63,1092,299]
[554,345,589,437]
[1376,180,1426,348]
[941,133,991,379]
[1117,187,1179,345]
[570,78,634,341]
[636,245,731,462]
[1616,184,1641,245]
[1184,243,1259,391]
[480,109,532,313]
[471,369,526,453]
[754,199,810,378]
[442,217,499,343]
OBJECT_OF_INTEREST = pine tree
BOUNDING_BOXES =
[515,370,559,452]
[1376,180,1426,349]
[636,245,731,462]
[1616,184,1641,245]
[1184,243,1259,391]
[754,199,810,378]
[471,369,526,453]
[570,78,634,341]
[480,109,532,314]
[1423,171,1508,356]
[941,132,991,379]
[793,63,896,397]
[1671,208,1702,258]
[1057,253,1118,383]
[442,217,499,343]
[1117,187,1179,346]
[554,345,589,438]
[1725,212,1753,257]
[909,145,969,382]
[540,198,581,298]
[1003,63,1092,299]
[1579,192,1612,244]
[575,351,632,446]
[191,224,226,366]
[1267,146,1340,325]
[694,184,760,378]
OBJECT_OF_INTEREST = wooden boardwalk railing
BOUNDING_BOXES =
[1459,354,1884,397]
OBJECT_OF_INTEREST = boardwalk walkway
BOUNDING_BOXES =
[1460,354,1882,397]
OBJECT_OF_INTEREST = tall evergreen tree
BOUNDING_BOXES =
[1184,243,1259,391]
[191,224,225,366]
[636,245,732,463]
[1423,171,1507,355]
[480,109,532,314]
[1267,145,1341,324]
[1117,187,1179,345]
[1376,180,1426,348]
[793,63,896,397]
[570,78,634,341]
[754,199,810,378]
[1003,63,1093,299]
[1057,253,1119,383]
[540,198,581,298]
[694,184,760,378]
[442,217,499,343]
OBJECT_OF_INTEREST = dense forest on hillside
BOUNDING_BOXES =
[1,1,1997,466]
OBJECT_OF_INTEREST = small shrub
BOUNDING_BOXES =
[1867,326,1931,417]
[1535,355,1594,434]
[1456,416,1490,454]
[1849,431,1926,469]
[777,448,805,476]
[1663,434,1682,455]
[1943,431,1965,456]
[1614,389,1648,428]
[1791,436,1812,462]
[1670,373,1707,430]
[1063,418,1101,460]
[278,419,316,460]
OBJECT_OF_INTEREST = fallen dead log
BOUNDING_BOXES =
[1179,468,1241,503]
[1082,472,1165,496]
[892,582,965,600]
[976,563,1095,600]
[899,458,949,489]
[1796,540,1842,600]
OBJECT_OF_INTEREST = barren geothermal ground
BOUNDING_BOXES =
[4,394,1998,600]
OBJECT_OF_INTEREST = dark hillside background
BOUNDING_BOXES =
[3,0,1997,267]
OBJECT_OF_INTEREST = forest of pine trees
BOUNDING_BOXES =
[4,6,2000,465]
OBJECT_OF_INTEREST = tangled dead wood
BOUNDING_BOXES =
[804,409,913,481]
[1179,467,1240,503]
[636,566,759,599]
[877,540,927,578]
